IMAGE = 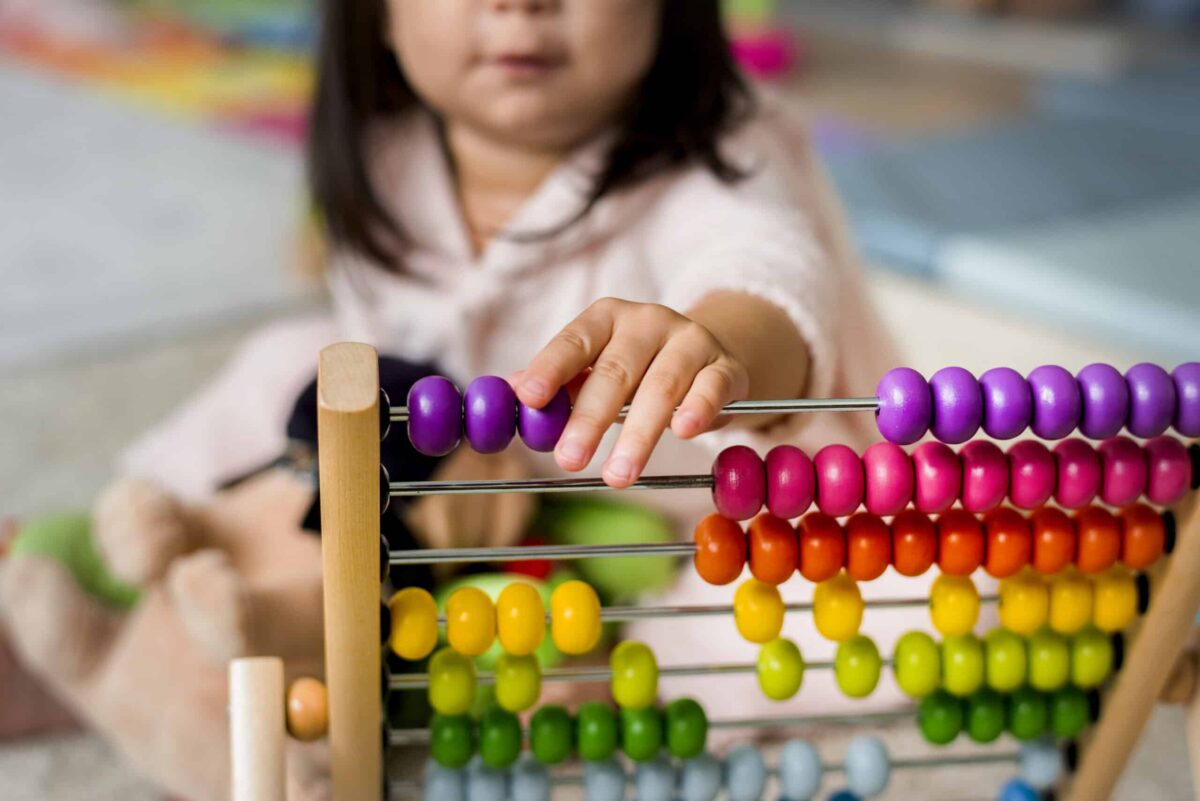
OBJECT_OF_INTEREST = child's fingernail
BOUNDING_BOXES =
[522,377,548,400]
[558,438,588,467]
[605,456,635,482]
[674,410,701,432]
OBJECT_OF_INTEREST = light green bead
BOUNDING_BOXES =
[834,635,882,698]
[984,628,1027,693]
[1028,629,1071,692]
[428,647,477,715]
[1071,627,1114,689]
[757,638,805,700]
[495,653,541,712]
[893,631,941,699]
[941,635,985,698]
[611,641,659,710]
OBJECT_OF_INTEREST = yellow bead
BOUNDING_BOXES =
[1048,569,1094,635]
[998,570,1049,636]
[1092,567,1138,633]
[446,586,497,656]
[734,578,785,644]
[388,587,439,661]
[550,580,602,655]
[428,647,477,715]
[929,574,981,637]
[497,582,546,656]
[610,641,659,710]
[812,572,864,643]
[494,653,542,712]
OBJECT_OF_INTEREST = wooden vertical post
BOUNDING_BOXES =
[230,657,286,801]
[1067,492,1200,801]
[318,343,383,801]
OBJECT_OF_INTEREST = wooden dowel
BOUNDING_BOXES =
[230,657,286,801]
[1067,494,1200,801]
[319,344,383,801]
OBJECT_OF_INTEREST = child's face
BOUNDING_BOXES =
[387,0,662,150]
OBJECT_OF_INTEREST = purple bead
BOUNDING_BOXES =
[407,376,462,457]
[1028,365,1082,440]
[1126,363,1177,439]
[1076,363,1129,440]
[979,367,1032,440]
[463,376,517,454]
[875,368,931,445]
[712,445,766,521]
[765,445,815,519]
[1174,363,1200,437]
[929,367,983,444]
[517,386,571,453]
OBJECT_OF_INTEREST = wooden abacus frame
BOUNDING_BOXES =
[230,342,1200,801]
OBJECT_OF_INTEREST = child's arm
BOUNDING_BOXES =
[515,290,810,489]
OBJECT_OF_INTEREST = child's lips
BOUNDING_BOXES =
[488,52,563,78]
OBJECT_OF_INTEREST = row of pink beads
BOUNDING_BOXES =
[710,436,1197,522]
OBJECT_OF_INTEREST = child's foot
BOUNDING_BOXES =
[0,623,79,740]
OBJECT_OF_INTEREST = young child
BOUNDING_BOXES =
[5,0,908,789]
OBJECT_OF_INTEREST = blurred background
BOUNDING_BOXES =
[1,0,1198,798]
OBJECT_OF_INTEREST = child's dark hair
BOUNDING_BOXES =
[308,0,753,266]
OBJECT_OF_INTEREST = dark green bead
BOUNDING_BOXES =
[430,714,474,769]
[479,706,522,770]
[965,689,1006,744]
[621,707,663,762]
[576,701,619,762]
[1008,687,1049,741]
[918,690,963,745]
[664,698,708,759]
[1050,686,1090,739]
[530,705,573,765]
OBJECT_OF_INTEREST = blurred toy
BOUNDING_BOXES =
[723,0,803,80]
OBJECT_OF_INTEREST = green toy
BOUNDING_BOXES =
[9,513,139,609]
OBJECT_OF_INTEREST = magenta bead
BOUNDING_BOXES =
[464,376,517,454]
[1053,439,1101,510]
[875,368,932,445]
[1173,363,1200,437]
[407,376,463,457]
[1098,436,1147,507]
[979,367,1032,440]
[862,442,914,516]
[1126,363,1177,439]
[911,442,961,514]
[712,446,767,521]
[960,441,1009,513]
[517,386,572,452]
[1145,436,1191,507]
[929,367,983,444]
[1008,440,1056,510]
[765,445,815,519]
[1028,365,1082,440]
[1076,363,1129,440]
[814,444,865,517]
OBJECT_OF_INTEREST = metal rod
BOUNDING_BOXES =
[390,541,695,565]
[389,396,879,424]
[424,596,998,625]
[387,710,916,746]
[390,474,712,497]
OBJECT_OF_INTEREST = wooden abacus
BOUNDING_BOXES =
[230,343,1200,801]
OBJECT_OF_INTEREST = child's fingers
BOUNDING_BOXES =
[603,340,711,488]
[517,301,617,408]
[553,333,660,472]
[671,359,749,439]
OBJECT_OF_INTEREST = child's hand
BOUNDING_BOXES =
[515,298,750,488]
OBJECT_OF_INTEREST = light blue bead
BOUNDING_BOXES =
[466,756,508,801]
[779,739,823,801]
[512,755,551,801]
[1018,738,1064,791]
[585,758,628,801]
[843,736,890,798]
[636,755,677,801]
[680,752,723,801]
[998,779,1040,801]
[726,744,768,801]
[424,759,466,801]
[826,792,861,801]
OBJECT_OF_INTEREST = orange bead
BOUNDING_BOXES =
[845,513,892,581]
[287,678,329,743]
[693,513,746,585]
[1031,507,1076,575]
[892,509,937,577]
[748,513,799,585]
[798,512,846,582]
[937,509,985,576]
[983,508,1032,579]
[1075,507,1121,574]
[1120,503,1165,570]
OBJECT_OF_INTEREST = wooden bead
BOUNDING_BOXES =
[712,446,766,521]
[286,678,329,742]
